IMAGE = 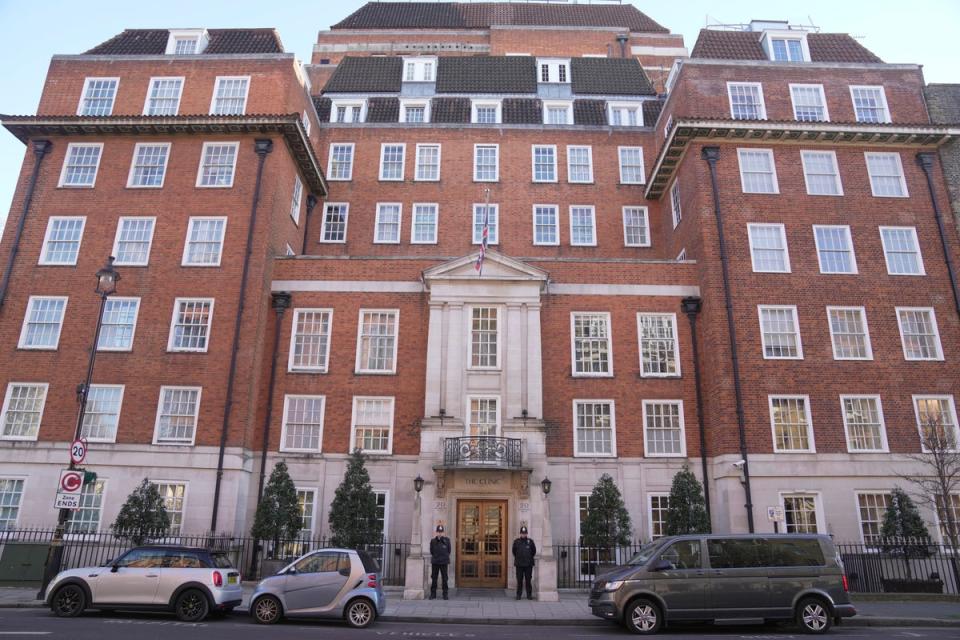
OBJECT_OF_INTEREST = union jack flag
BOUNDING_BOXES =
[475,200,490,275]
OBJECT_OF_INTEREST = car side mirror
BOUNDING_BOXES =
[285,567,297,575]
[649,559,673,572]
[110,564,120,573]
[338,567,351,577]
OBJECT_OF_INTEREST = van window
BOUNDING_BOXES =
[657,541,701,570]
[764,538,825,567]
[707,539,762,568]
[163,551,204,568]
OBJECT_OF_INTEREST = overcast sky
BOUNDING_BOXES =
[1,0,958,232]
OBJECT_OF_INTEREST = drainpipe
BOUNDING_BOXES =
[301,194,318,255]
[210,138,274,533]
[916,152,960,319]
[249,290,291,577]
[0,140,52,308]
[701,146,755,533]
[616,34,629,58]
[681,296,711,527]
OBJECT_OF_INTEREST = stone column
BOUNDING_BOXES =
[525,303,543,418]
[505,303,523,418]
[536,486,559,601]
[446,303,464,420]
[424,302,445,415]
[403,489,426,599]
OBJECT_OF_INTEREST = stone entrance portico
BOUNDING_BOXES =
[403,252,558,600]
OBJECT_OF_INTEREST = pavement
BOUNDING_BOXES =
[2,584,958,627]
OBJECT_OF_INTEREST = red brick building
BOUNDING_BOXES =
[1,3,958,597]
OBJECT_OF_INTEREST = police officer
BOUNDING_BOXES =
[429,524,451,600]
[511,525,537,600]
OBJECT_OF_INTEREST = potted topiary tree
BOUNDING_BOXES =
[879,487,941,593]
[251,461,303,577]
[665,466,711,535]
[328,449,382,551]
[112,478,170,546]
[580,473,632,576]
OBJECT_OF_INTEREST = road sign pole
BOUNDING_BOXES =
[38,285,111,600]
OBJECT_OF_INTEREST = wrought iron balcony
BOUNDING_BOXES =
[443,436,522,468]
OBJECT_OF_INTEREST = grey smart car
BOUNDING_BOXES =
[250,548,385,627]
[589,534,856,634]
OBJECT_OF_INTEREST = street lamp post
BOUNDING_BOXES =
[38,256,120,598]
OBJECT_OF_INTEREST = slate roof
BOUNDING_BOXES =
[84,29,284,55]
[431,97,471,123]
[573,99,606,126]
[643,99,665,127]
[690,29,882,64]
[571,58,655,96]
[323,57,404,93]
[333,2,668,33]
[436,56,537,94]
[313,97,331,122]
[367,97,400,123]
[502,98,542,125]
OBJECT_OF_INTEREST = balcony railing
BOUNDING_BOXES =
[443,436,522,468]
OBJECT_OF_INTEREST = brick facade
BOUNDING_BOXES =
[1,7,959,574]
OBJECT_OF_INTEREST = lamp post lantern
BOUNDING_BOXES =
[38,256,120,597]
[413,475,425,494]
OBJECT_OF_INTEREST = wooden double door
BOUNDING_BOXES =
[456,500,507,588]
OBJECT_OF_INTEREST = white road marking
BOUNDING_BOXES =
[0,633,53,636]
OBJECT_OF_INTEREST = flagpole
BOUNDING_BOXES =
[476,187,491,276]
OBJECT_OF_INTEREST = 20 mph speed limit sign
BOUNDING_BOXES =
[70,439,87,465]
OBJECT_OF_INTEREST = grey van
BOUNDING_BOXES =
[588,534,855,635]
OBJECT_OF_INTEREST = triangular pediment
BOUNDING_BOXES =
[423,251,548,284]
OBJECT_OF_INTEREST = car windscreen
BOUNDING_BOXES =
[626,541,662,565]
[209,552,234,569]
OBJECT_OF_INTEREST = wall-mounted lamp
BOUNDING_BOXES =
[414,474,424,493]
[540,477,552,495]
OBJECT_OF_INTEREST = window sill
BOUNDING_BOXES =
[37,263,79,267]
[58,185,96,189]
[126,185,165,190]
[354,371,398,376]
[288,368,329,375]
[181,263,223,268]
[571,373,614,379]
[195,185,235,189]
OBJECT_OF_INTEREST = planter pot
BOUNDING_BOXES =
[881,578,944,594]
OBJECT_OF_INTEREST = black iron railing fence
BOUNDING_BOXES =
[4,529,956,593]
[443,436,522,467]
[0,528,410,584]
[838,540,959,595]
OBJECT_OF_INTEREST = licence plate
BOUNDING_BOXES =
[228,575,238,584]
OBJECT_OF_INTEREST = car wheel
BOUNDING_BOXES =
[796,597,832,634]
[51,584,86,618]
[344,598,376,629]
[252,595,283,625]
[174,589,210,622]
[624,597,662,635]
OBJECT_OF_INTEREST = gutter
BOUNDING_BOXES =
[702,146,755,533]
[916,152,960,319]
[210,138,274,532]
[0,140,52,308]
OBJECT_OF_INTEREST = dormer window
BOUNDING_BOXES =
[174,37,198,55]
[165,29,209,55]
[402,57,437,83]
[771,38,803,61]
[400,99,430,124]
[471,100,502,124]
[330,99,366,124]
[543,101,573,125]
[608,102,643,127]
[537,58,570,84]
[760,30,810,62]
